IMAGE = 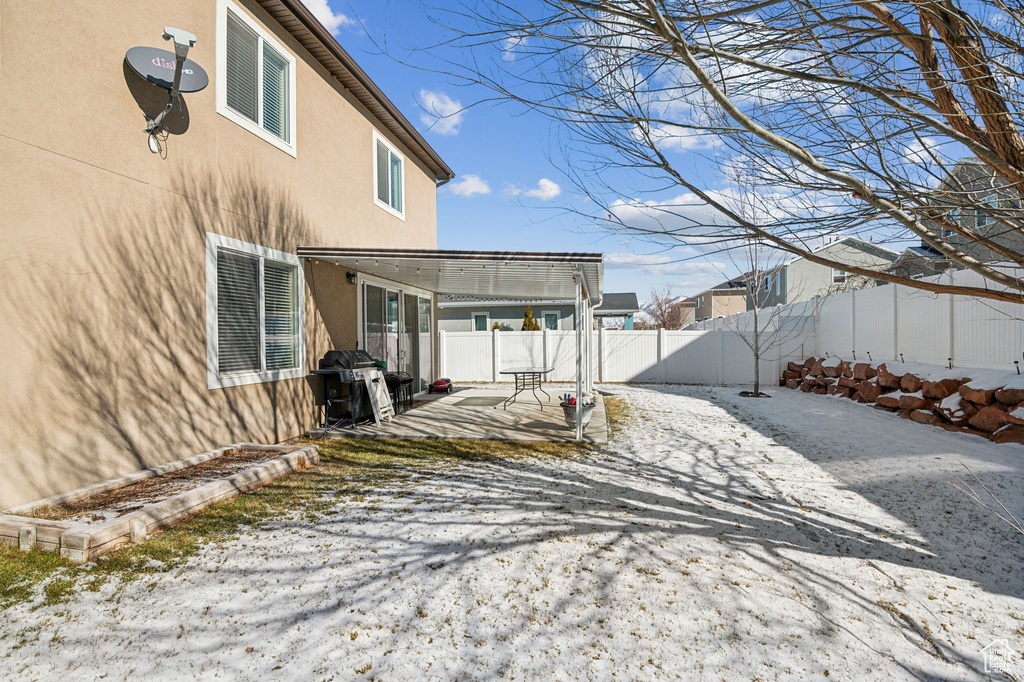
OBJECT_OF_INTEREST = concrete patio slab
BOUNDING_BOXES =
[315,386,608,443]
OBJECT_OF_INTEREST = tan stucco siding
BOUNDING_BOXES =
[0,0,439,507]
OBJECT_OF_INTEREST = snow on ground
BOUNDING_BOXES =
[3,386,1023,681]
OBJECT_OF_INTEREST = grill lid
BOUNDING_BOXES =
[319,349,377,370]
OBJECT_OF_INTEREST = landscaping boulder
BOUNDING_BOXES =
[853,363,876,381]
[994,388,1024,406]
[968,405,1012,433]
[910,409,941,425]
[876,395,900,409]
[876,364,901,389]
[922,378,961,400]
[786,378,800,389]
[959,384,994,406]
[991,425,1024,445]
[935,394,979,428]
[821,358,844,378]
[900,373,922,393]
[898,394,931,411]
[858,381,883,403]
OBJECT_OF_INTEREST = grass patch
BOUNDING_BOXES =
[603,395,633,437]
[0,437,582,611]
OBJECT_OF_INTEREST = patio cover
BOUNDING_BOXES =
[296,247,603,440]
[296,247,602,302]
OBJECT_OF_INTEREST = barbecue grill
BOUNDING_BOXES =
[312,350,379,427]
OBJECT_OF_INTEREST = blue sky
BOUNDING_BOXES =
[307,0,729,299]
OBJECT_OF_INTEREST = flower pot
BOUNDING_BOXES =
[561,402,595,430]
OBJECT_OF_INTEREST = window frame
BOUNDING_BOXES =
[977,192,998,228]
[216,0,297,157]
[472,312,490,332]
[541,310,560,331]
[373,130,406,220]
[206,233,305,389]
[832,267,847,283]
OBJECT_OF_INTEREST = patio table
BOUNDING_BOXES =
[498,366,554,410]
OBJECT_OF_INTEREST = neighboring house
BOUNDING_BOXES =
[693,278,748,321]
[438,298,575,332]
[747,237,898,310]
[923,158,1024,264]
[437,292,640,331]
[593,292,641,330]
[887,244,950,280]
[0,0,454,508]
[884,158,1022,278]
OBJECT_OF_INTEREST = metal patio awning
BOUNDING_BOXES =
[296,247,603,302]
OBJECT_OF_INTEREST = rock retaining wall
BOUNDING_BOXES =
[781,357,1024,445]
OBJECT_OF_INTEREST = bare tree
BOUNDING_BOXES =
[417,0,1024,304]
[718,162,819,395]
[645,287,689,329]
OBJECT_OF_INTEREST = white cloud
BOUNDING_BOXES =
[501,35,528,62]
[447,174,491,197]
[606,252,725,278]
[522,178,561,200]
[417,89,464,136]
[303,0,355,34]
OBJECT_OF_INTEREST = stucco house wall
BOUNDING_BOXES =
[0,0,443,507]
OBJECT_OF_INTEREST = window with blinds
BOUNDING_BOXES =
[221,3,294,147]
[374,134,404,216]
[213,243,301,383]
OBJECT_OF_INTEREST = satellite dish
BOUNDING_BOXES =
[125,46,208,93]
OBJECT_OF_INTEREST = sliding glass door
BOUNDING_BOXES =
[362,281,433,392]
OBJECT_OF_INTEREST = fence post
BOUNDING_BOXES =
[598,326,605,382]
[717,330,724,385]
[948,270,956,367]
[657,328,666,383]
[543,327,550,372]
[438,330,447,379]
[492,328,500,382]
[851,288,857,359]
[892,283,899,362]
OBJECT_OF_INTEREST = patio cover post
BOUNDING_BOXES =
[575,275,583,441]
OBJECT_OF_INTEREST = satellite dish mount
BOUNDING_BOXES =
[144,27,198,150]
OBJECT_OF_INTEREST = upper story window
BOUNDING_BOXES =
[763,275,771,292]
[832,268,847,283]
[977,193,998,227]
[217,0,296,156]
[374,132,405,219]
[206,233,305,389]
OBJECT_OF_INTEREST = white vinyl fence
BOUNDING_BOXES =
[437,326,815,386]
[688,266,1024,371]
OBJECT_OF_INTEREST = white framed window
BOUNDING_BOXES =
[216,0,297,156]
[373,131,405,219]
[542,311,559,330]
[763,275,771,292]
[472,312,489,332]
[206,233,305,389]
[832,268,847,283]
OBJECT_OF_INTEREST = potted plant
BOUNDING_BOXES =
[560,393,596,430]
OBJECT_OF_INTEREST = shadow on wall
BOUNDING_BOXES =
[1,170,329,507]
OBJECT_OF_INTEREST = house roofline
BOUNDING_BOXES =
[258,0,454,183]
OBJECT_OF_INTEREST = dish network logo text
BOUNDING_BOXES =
[152,56,194,75]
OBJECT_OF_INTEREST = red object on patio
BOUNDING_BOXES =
[429,378,453,394]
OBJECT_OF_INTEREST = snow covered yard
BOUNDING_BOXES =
[2,385,1022,681]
